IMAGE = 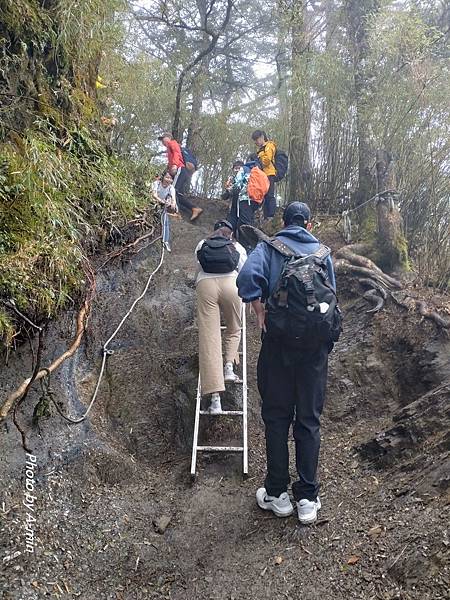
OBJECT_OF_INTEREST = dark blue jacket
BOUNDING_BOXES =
[236,225,336,302]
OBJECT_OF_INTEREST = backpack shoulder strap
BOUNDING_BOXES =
[264,237,297,257]
[265,239,331,261]
[313,244,331,261]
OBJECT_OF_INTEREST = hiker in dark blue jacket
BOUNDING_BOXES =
[236,201,337,525]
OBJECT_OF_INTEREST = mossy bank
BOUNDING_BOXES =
[0,0,152,347]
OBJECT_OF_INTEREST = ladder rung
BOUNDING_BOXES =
[197,446,244,452]
[199,410,243,416]
[220,326,242,330]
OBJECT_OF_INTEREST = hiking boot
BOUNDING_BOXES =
[296,497,321,524]
[256,487,293,517]
[208,393,222,414]
[190,207,203,221]
[224,362,239,382]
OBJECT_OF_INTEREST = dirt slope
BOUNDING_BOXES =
[1,199,449,600]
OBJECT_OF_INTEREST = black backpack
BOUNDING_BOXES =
[273,149,288,182]
[265,238,342,348]
[197,236,240,274]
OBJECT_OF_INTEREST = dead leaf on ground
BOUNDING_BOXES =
[274,556,283,565]
[347,555,360,565]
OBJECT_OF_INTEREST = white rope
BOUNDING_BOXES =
[53,241,166,424]
[340,189,398,244]
[343,189,397,215]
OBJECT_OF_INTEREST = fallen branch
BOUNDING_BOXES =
[0,301,90,423]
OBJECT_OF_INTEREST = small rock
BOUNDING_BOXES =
[153,515,171,534]
[366,354,382,369]
[368,525,384,539]
[274,556,283,565]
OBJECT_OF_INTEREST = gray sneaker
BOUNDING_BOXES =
[297,497,321,524]
[256,487,294,517]
[208,393,222,414]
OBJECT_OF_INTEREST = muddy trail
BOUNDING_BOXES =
[1,198,449,600]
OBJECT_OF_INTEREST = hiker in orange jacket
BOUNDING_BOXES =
[252,130,277,220]
[158,133,203,221]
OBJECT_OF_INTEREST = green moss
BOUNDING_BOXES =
[0,310,14,347]
[0,0,50,42]
[70,89,98,121]
[0,1,152,350]
[358,206,378,243]
[395,233,410,271]
[0,120,148,349]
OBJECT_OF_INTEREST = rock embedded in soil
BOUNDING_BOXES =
[153,515,171,534]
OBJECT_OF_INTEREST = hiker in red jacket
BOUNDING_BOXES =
[158,133,203,221]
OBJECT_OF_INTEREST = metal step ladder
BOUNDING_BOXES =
[190,305,248,480]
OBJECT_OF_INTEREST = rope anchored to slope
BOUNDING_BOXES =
[0,227,166,426]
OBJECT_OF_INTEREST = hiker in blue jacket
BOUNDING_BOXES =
[227,156,261,252]
[236,201,337,525]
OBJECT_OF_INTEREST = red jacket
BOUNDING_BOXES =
[166,139,185,169]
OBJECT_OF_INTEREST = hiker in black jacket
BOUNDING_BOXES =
[236,202,340,525]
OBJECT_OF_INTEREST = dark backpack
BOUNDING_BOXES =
[265,238,342,348]
[197,236,240,274]
[273,149,288,182]
[181,147,198,172]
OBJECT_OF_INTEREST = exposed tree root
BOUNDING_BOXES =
[0,300,91,423]
[335,245,385,275]
[97,225,156,271]
[334,260,401,290]
[391,292,450,331]
[363,289,385,313]
[334,241,403,315]
[358,278,388,299]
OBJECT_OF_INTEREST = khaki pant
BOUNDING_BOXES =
[197,277,242,396]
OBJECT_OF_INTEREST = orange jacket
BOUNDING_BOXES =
[166,139,185,169]
[257,141,276,177]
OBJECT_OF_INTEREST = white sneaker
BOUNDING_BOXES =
[224,362,239,382]
[256,487,294,517]
[208,393,222,414]
[297,497,321,524]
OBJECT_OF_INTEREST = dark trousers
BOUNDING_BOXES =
[228,199,259,253]
[175,168,194,212]
[263,175,276,218]
[257,336,329,501]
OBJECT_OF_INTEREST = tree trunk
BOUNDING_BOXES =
[375,150,409,271]
[186,61,208,157]
[288,0,312,203]
[345,0,380,205]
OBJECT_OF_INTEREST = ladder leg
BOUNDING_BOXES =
[190,374,202,480]
[241,304,248,478]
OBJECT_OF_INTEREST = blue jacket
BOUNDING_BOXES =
[236,225,336,302]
